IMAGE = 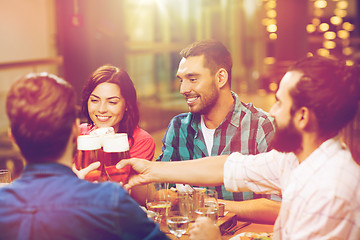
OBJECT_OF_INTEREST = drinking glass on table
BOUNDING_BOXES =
[146,183,171,223]
[166,193,191,239]
[194,189,219,224]
[0,169,11,187]
[102,133,131,183]
[75,135,103,182]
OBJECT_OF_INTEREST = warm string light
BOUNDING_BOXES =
[307,0,355,64]
[261,0,356,93]
[262,0,277,40]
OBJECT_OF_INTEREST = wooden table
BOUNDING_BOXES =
[161,212,274,240]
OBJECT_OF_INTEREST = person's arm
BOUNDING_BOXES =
[218,198,280,224]
[128,131,156,206]
[117,155,228,190]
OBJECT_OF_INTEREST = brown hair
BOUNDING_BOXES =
[288,56,360,138]
[6,73,76,163]
[180,39,233,86]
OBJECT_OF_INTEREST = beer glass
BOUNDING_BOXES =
[166,192,191,239]
[102,133,131,183]
[0,169,11,187]
[194,189,219,224]
[146,183,171,223]
[75,135,103,181]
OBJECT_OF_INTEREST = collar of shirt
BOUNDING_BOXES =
[22,162,77,178]
[189,91,241,132]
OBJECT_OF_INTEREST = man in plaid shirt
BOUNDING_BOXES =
[156,40,279,223]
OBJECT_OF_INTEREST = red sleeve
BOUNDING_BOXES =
[78,123,96,135]
[129,128,155,161]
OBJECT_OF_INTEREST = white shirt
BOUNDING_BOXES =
[200,116,215,156]
[224,137,360,239]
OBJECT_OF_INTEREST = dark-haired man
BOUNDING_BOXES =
[157,39,279,223]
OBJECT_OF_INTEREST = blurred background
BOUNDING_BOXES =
[1,0,359,179]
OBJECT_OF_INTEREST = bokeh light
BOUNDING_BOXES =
[319,23,329,31]
[267,24,277,33]
[324,31,336,40]
[317,48,330,56]
[314,0,327,8]
[337,1,348,9]
[338,29,350,39]
[330,16,343,25]
[342,47,353,56]
[269,33,277,40]
[342,22,354,31]
[323,40,336,49]
[307,24,316,33]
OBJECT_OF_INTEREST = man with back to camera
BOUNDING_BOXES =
[118,56,360,239]
[0,73,169,240]
[157,39,280,223]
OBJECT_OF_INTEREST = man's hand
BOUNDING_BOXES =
[189,217,222,240]
[72,162,100,179]
[116,158,155,190]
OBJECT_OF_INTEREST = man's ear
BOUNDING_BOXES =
[294,107,312,131]
[216,68,228,89]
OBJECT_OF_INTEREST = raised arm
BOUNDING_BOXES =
[117,155,228,189]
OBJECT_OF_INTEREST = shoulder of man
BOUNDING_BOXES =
[169,112,197,126]
[240,102,272,120]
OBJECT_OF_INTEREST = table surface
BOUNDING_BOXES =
[161,212,274,240]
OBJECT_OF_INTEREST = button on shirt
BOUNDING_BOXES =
[0,163,169,240]
[158,92,276,200]
[224,137,360,239]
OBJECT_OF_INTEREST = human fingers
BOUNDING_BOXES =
[74,162,101,179]
[189,217,221,240]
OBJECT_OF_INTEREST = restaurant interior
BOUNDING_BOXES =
[0,0,359,181]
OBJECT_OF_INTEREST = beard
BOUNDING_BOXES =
[271,118,303,154]
[190,82,219,115]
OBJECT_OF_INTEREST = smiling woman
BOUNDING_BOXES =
[77,65,155,205]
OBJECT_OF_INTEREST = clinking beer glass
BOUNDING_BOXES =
[102,133,131,183]
[75,135,103,181]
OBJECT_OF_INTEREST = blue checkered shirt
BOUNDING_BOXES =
[157,92,278,201]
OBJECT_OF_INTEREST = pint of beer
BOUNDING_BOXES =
[75,135,102,181]
[102,133,131,183]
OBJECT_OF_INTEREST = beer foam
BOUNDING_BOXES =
[77,135,102,150]
[90,127,115,136]
[102,133,129,152]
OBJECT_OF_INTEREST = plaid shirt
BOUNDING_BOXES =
[157,92,277,200]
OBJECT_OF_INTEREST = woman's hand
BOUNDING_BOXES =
[72,162,100,179]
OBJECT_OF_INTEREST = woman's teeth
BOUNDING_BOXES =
[97,116,110,121]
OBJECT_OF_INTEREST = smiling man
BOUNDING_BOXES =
[118,56,360,239]
[157,40,279,223]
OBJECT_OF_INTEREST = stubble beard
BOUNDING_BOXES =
[189,83,219,115]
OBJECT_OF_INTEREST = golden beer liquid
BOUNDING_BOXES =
[74,149,104,182]
[101,150,131,183]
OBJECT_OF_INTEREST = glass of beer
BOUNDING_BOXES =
[102,133,131,183]
[146,183,171,223]
[75,135,102,181]
[194,189,219,224]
